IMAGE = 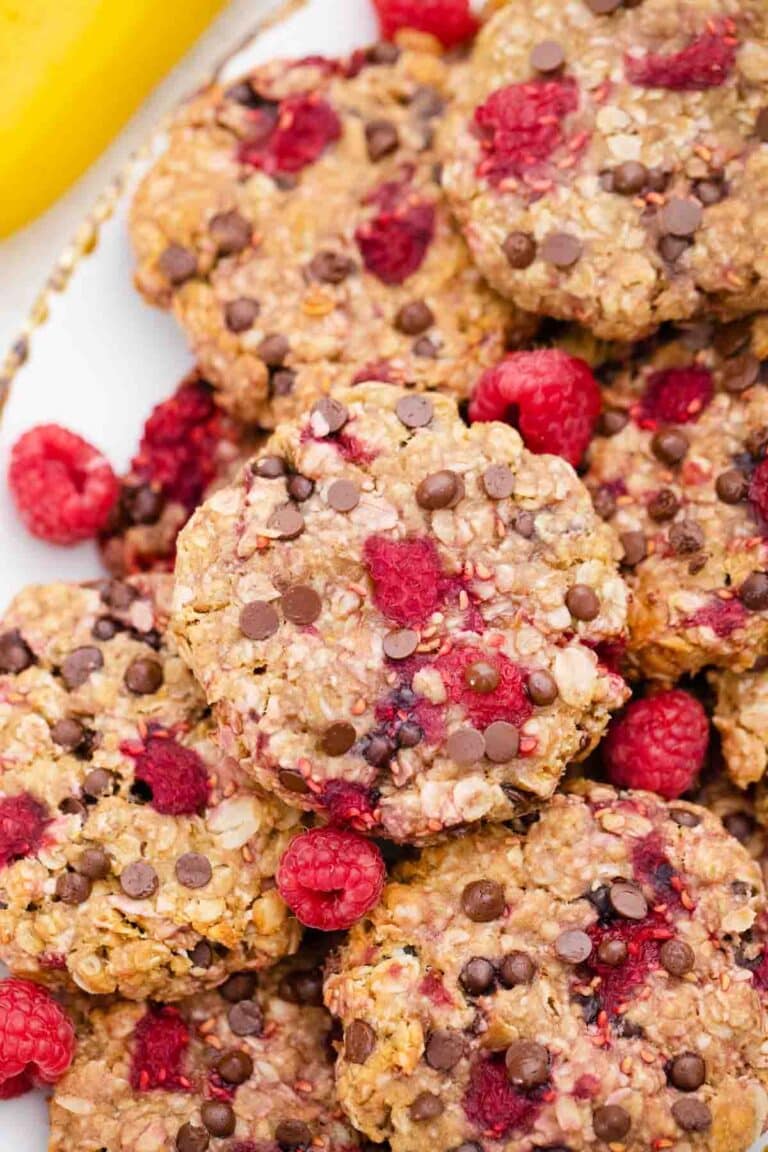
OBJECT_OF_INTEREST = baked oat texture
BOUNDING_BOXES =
[693,772,767,882]
[0,576,301,1001]
[711,663,768,790]
[325,784,768,1152]
[440,0,768,341]
[172,382,629,843]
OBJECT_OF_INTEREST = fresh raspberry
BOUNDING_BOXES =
[435,646,533,730]
[372,0,478,48]
[320,781,379,830]
[602,690,709,799]
[625,22,737,91]
[239,94,341,174]
[356,197,435,285]
[0,979,75,1098]
[469,349,601,467]
[276,827,385,930]
[474,79,579,185]
[463,1054,542,1139]
[8,424,119,546]
[130,1006,190,1092]
[0,794,50,869]
[749,459,768,526]
[681,596,747,638]
[133,736,210,816]
[636,366,714,427]
[364,535,445,626]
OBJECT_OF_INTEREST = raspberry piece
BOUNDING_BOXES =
[474,79,579,185]
[602,690,709,799]
[586,915,673,1019]
[0,979,75,1097]
[8,424,118,546]
[469,349,601,467]
[626,23,737,91]
[239,94,341,174]
[0,794,50,869]
[372,0,478,48]
[130,1006,190,1092]
[320,781,378,830]
[681,596,747,638]
[435,646,533,730]
[364,536,445,626]
[276,827,385,930]
[463,1055,542,1138]
[133,736,210,816]
[637,366,714,427]
[749,459,768,526]
[632,832,685,911]
[356,197,435,285]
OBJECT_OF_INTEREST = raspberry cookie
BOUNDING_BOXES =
[49,949,363,1152]
[0,576,300,1000]
[710,663,768,790]
[586,315,768,679]
[440,0,768,341]
[130,48,535,424]
[173,382,629,843]
[325,784,768,1152]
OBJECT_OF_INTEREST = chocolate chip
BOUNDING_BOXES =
[225,297,260,333]
[652,429,688,465]
[482,464,515,500]
[505,1040,549,1089]
[364,733,393,766]
[82,768,112,799]
[278,967,324,1006]
[321,722,356,756]
[598,409,629,437]
[159,244,197,285]
[669,519,704,555]
[258,334,289,367]
[566,585,600,621]
[176,852,212,889]
[253,455,286,479]
[670,808,700,828]
[278,768,310,794]
[124,657,163,695]
[397,721,422,748]
[120,861,158,899]
[513,510,535,537]
[585,0,622,11]
[367,41,400,64]
[220,972,258,1002]
[60,797,87,818]
[694,179,725,206]
[216,1049,253,1086]
[61,646,103,690]
[0,630,34,674]
[715,469,747,503]
[228,999,263,1036]
[416,470,464,510]
[527,669,558,706]
[100,579,138,610]
[499,951,536,987]
[312,396,349,435]
[310,250,355,283]
[661,198,702,238]
[723,811,756,842]
[122,483,164,526]
[383,629,418,660]
[593,487,616,520]
[503,232,536,268]
[460,956,496,994]
[555,928,592,964]
[612,161,648,195]
[190,940,213,969]
[92,618,118,641]
[268,505,305,540]
[50,718,86,751]
[609,881,648,920]
[593,1105,631,1141]
[240,600,280,640]
[530,39,565,73]
[396,395,433,428]
[740,572,768,611]
[286,474,314,502]
[484,722,520,763]
[620,530,647,567]
[276,1120,312,1149]
[426,1029,465,1070]
[447,727,485,765]
[464,660,499,695]
[414,335,438,358]
[395,300,434,335]
[327,479,360,512]
[410,1092,444,1121]
[271,369,297,397]
[345,1019,376,1064]
[648,488,679,521]
[756,107,768,141]
[55,872,91,905]
[722,351,760,394]
[201,1101,236,1138]
[281,585,322,625]
[541,232,582,268]
[672,1098,711,1132]
[461,879,505,922]
[659,234,690,263]
[669,1052,706,1090]
[76,847,110,879]
[176,1123,210,1152]
[210,210,251,255]
[366,118,399,160]
[597,938,628,966]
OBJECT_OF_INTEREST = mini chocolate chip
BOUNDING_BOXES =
[723,811,756,842]
[670,808,700,828]
[503,232,536,268]
[505,1040,549,1089]
[461,879,505,922]
[124,657,163,695]
[76,847,110,879]
[286,474,314,502]
[240,600,280,640]
[210,210,251,255]
[513,510,535,537]
[609,881,648,920]
[661,198,702,238]
[176,1123,210,1152]
[220,972,258,1002]
[346,1019,376,1064]
[225,297,260,333]
[669,1052,706,1091]
[395,300,434,335]
[530,39,565,73]
[278,967,324,1006]
[62,646,103,690]
[648,488,679,521]
[60,797,87,818]
[366,118,399,160]
[410,1092,444,1122]
[367,41,400,64]
[598,409,629,437]
[672,1098,711,1132]
[620,530,647,567]
[201,1101,236,1138]
[268,505,305,540]
[312,396,348,435]
[176,852,212,889]
[281,585,322,625]
[55,872,92,905]
[396,395,433,428]
[159,244,197,285]
[740,572,768,611]
[484,721,519,763]
[593,1105,631,1141]
[659,234,690,263]
[499,951,535,987]
[416,470,464,510]
[756,106,768,141]
[50,718,86,751]
[310,251,355,283]
[592,487,616,520]
[597,938,628,966]
[426,1029,465,1070]
[216,1048,254,1085]
[694,179,725,206]
[482,464,515,500]
[566,585,600,621]
[669,519,704,555]
[447,727,485,765]
[541,232,582,268]
[397,721,422,748]
[364,734,394,766]
[327,479,360,512]
[715,469,747,503]
[276,1120,312,1148]
[0,630,34,674]
[271,369,297,398]
[714,318,752,357]
[278,768,310,795]
[321,722,356,756]
[383,629,419,660]
[253,455,286,479]
[460,956,496,994]
[190,940,213,968]
[123,484,163,525]
[652,429,688,464]
[82,768,112,798]
[100,579,138,610]
[465,660,499,695]
[722,351,760,394]
[120,861,158,900]
[228,1000,263,1036]
[555,928,592,964]
[612,161,648,195]
[258,334,289,367]
[585,0,622,11]
[527,669,558,706]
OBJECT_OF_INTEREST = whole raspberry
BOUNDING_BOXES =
[637,366,714,427]
[463,1054,542,1139]
[435,646,533,730]
[133,736,210,816]
[602,690,709,799]
[749,459,768,526]
[239,94,341,174]
[0,794,50,869]
[276,827,385,930]
[474,79,579,186]
[626,23,737,91]
[469,349,601,467]
[8,424,118,545]
[372,0,478,48]
[0,979,75,1098]
[130,1006,190,1092]
[364,535,445,626]
[356,199,435,285]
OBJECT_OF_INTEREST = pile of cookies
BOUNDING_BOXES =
[3,1,768,1150]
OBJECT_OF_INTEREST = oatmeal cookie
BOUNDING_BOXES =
[693,773,767,880]
[0,576,300,1000]
[585,315,768,679]
[173,382,628,844]
[325,783,768,1152]
[129,47,535,424]
[440,0,768,341]
[710,663,768,790]
[49,948,362,1152]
